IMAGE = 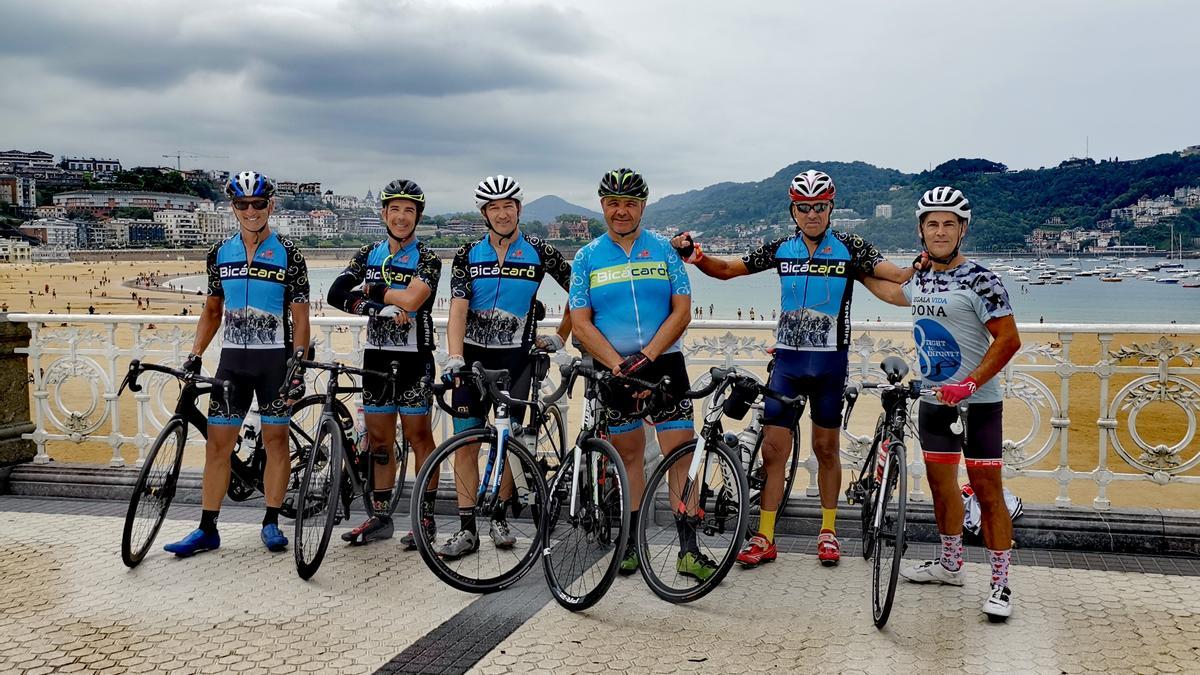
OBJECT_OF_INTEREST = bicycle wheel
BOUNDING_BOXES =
[871,439,907,629]
[121,417,188,568]
[386,435,411,518]
[746,425,801,516]
[638,437,749,604]
[411,429,548,593]
[283,396,347,520]
[859,430,885,561]
[543,437,630,611]
[293,416,344,580]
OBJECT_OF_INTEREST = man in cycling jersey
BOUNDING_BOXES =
[164,171,310,556]
[672,170,914,568]
[862,187,1022,620]
[570,168,716,581]
[438,175,573,559]
[327,179,441,547]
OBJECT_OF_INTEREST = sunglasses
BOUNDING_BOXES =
[233,199,270,211]
[792,202,832,214]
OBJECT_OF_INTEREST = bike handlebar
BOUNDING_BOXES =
[119,359,232,398]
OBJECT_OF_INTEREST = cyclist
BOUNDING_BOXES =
[570,168,715,581]
[327,179,441,547]
[671,170,914,568]
[164,170,310,557]
[861,186,1022,620]
[439,175,573,559]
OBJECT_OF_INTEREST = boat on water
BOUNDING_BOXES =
[1184,282,1200,288]
[1101,276,1123,282]
[1015,275,1031,282]
[1156,278,1180,284]
[1077,270,1096,277]
[1055,274,1073,281]
[1029,280,1047,285]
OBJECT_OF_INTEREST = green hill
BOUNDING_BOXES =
[644,151,1200,251]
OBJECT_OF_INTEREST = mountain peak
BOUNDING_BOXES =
[522,195,602,223]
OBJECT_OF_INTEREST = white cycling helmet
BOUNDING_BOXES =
[916,186,971,225]
[474,175,523,209]
[788,170,836,202]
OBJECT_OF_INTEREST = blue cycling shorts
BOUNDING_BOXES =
[762,348,849,429]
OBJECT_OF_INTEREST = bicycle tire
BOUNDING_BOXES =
[294,416,344,580]
[386,435,411,518]
[860,427,885,561]
[411,429,548,593]
[121,417,188,568]
[283,395,345,520]
[871,439,907,629]
[638,437,749,604]
[746,424,802,516]
[543,437,630,611]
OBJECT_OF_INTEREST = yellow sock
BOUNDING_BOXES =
[758,510,777,542]
[821,507,837,533]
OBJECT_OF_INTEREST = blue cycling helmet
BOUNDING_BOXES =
[225,171,276,199]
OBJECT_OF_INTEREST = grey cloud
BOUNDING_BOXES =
[0,1,600,97]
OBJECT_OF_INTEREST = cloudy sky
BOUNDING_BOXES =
[2,0,1197,212]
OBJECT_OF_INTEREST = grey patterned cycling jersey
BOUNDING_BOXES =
[902,260,1013,404]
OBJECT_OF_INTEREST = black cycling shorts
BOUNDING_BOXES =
[208,348,290,427]
[451,344,534,430]
[918,400,1004,469]
[603,351,694,435]
[362,349,434,416]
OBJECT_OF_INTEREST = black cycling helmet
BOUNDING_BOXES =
[380,179,425,216]
[598,168,649,201]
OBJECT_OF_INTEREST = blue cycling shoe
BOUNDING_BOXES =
[261,524,288,552]
[163,528,221,557]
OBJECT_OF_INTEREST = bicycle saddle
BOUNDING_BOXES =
[880,355,909,383]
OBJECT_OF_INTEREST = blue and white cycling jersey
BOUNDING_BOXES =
[450,233,571,348]
[742,229,882,351]
[327,239,441,352]
[569,230,691,356]
[206,231,309,349]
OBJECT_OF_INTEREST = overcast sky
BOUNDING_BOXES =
[2,0,1197,212]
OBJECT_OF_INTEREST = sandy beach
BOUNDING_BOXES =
[1,259,1196,511]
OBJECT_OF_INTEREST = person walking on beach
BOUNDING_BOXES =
[327,179,442,548]
[162,170,310,558]
[861,187,1022,620]
[671,169,914,569]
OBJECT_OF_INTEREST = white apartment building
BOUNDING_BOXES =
[20,219,79,248]
[153,210,202,247]
[198,208,235,244]
[874,204,893,219]
[0,238,32,262]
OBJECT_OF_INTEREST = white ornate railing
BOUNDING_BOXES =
[8,314,1200,511]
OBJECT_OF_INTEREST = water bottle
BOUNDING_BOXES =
[354,404,367,455]
[875,439,889,483]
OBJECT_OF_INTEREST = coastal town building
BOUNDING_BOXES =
[20,220,80,248]
[0,150,55,170]
[153,210,202,247]
[874,204,893,219]
[52,191,205,216]
[0,237,32,262]
[59,157,122,175]
[0,174,37,208]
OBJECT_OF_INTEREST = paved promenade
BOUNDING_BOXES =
[1,496,1197,674]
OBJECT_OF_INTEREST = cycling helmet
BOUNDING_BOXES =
[597,168,649,200]
[474,175,523,209]
[380,179,425,214]
[225,171,275,199]
[788,170,836,202]
[916,186,971,225]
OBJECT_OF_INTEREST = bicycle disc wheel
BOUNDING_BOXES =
[411,430,548,593]
[543,437,630,611]
[638,437,749,604]
[121,417,188,568]
[871,440,907,629]
[293,417,344,580]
